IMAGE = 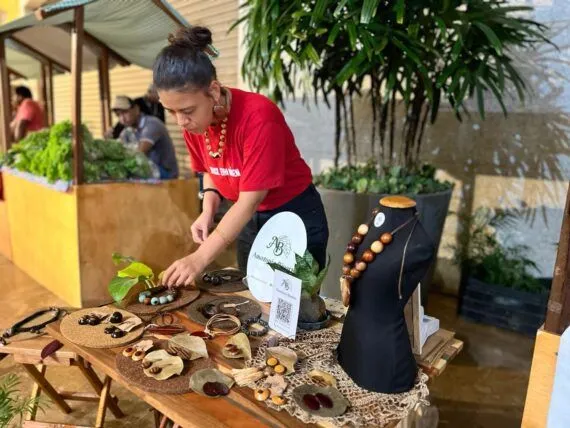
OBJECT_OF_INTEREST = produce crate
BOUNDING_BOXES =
[3,171,235,307]
[459,276,549,336]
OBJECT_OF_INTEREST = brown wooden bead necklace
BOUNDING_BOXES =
[204,117,228,159]
[340,210,420,306]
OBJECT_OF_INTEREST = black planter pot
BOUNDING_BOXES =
[318,187,452,303]
[459,276,550,336]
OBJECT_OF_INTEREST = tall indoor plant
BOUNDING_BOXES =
[235,1,550,298]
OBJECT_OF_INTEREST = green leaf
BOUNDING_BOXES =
[112,252,134,266]
[327,23,341,46]
[474,22,503,55]
[268,262,295,276]
[118,262,154,279]
[334,0,349,17]
[394,0,405,24]
[335,51,366,84]
[361,0,380,24]
[347,20,358,50]
[303,43,321,63]
[108,276,139,302]
[312,0,329,25]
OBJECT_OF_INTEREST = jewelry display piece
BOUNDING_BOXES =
[203,314,241,338]
[138,286,178,306]
[201,270,244,286]
[204,117,228,159]
[340,210,420,306]
[241,317,269,337]
[1,307,62,344]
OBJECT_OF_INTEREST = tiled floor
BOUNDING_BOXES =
[0,253,534,427]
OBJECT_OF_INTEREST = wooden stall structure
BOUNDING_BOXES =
[522,185,570,427]
[0,0,231,307]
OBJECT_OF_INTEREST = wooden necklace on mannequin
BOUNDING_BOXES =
[340,196,419,307]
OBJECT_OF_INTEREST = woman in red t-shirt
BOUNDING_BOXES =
[156,27,329,287]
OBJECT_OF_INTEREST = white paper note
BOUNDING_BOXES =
[269,270,302,339]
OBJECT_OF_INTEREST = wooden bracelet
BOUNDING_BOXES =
[204,314,241,337]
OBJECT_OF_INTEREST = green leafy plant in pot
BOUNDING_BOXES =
[269,250,330,325]
[108,253,161,303]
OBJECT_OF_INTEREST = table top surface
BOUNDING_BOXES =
[36,292,460,428]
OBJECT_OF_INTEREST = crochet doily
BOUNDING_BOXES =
[245,328,429,426]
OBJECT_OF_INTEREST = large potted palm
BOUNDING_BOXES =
[235,1,550,299]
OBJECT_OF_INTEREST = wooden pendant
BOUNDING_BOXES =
[340,277,351,307]
[380,233,393,244]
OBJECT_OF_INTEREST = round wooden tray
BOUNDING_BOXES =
[116,340,214,394]
[60,308,143,349]
[195,269,247,294]
[187,295,262,327]
[125,288,200,317]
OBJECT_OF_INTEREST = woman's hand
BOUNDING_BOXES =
[191,211,214,244]
[161,253,204,288]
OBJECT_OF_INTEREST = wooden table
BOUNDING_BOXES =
[45,294,461,428]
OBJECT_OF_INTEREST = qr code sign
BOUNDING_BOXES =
[276,298,293,324]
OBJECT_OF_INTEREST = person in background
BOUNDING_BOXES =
[111,95,179,179]
[105,86,165,139]
[140,84,165,123]
[10,85,45,141]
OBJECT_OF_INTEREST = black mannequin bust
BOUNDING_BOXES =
[337,196,435,393]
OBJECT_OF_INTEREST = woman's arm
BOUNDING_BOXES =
[201,173,221,218]
[161,189,267,286]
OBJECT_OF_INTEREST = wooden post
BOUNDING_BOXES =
[545,184,570,334]
[0,38,12,152]
[71,6,84,184]
[46,62,54,126]
[97,47,111,136]
[39,64,48,127]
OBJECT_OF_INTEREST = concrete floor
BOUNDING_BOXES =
[0,253,534,427]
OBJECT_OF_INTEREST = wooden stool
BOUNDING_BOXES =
[0,336,125,427]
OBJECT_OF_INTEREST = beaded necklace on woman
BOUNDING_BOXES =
[340,207,419,307]
[204,88,232,159]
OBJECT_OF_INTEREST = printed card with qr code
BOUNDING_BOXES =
[269,270,302,339]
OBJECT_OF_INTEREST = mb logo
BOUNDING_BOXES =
[281,279,290,291]
[266,235,292,257]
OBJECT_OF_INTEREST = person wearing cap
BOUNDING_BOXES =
[112,95,179,179]
[154,26,329,287]
[10,85,45,141]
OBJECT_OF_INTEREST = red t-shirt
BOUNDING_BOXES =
[184,88,312,211]
[15,99,44,132]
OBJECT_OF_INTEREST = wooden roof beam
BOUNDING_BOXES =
[151,0,185,27]
[58,23,130,66]
[7,67,27,80]
[35,4,81,21]
[9,36,69,73]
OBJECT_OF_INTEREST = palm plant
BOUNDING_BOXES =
[0,374,45,427]
[234,0,551,190]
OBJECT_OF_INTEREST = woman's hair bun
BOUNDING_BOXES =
[168,26,213,53]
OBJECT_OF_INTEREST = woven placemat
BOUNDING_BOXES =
[125,288,201,317]
[116,339,214,394]
[60,308,143,349]
[187,295,262,327]
[195,269,247,294]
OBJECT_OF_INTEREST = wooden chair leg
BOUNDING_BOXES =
[95,376,111,428]
[153,409,162,428]
[25,365,43,421]
[22,364,71,414]
[76,357,125,419]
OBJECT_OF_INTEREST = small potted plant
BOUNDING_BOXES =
[107,253,160,304]
[453,208,550,335]
[270,250,331,330]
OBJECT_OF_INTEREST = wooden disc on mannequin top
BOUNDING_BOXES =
[379,195,417,209]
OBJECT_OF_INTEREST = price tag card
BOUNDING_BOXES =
[269,270,302,339]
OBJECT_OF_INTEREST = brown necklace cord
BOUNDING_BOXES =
[204,314,241,337]
[397,216,420,300]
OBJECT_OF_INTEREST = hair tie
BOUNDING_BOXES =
[204,45,220,61]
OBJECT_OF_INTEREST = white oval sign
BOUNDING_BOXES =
[374,212,386,228]
[246,212,307,302]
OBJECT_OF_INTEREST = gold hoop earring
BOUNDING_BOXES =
[213,103,228,120]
